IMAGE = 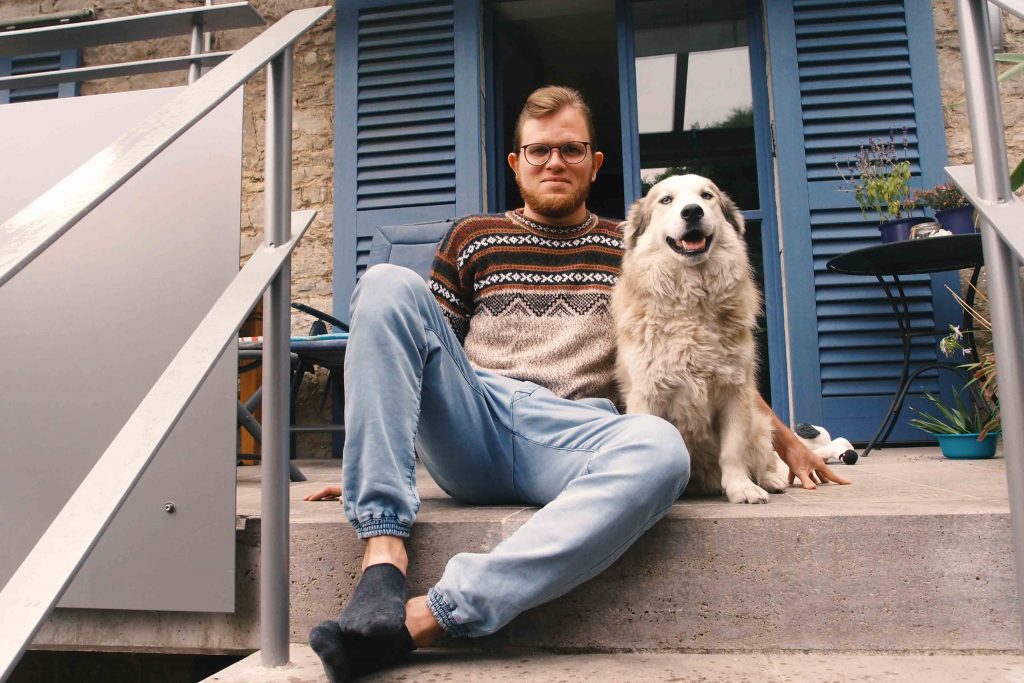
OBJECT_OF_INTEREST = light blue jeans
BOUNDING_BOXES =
[343,265,690,637]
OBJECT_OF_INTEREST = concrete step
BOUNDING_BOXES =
[32,448,1023,655]
[205,645,1024,683]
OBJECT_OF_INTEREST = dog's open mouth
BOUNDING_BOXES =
[666,230,713,257]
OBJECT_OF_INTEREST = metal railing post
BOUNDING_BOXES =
[261,45,293,667]
[187,18,203,84]
[956,0,1024,641]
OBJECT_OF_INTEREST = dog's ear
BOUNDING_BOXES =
[719,190,745,236]
[623,195,652,249]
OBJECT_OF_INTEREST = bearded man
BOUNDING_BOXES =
[307,85,849,681]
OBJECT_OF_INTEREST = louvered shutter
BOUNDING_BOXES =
[0,49,80,104]
[767,0,960,440]
[334,0,483,322]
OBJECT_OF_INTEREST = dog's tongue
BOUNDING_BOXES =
[681,236,706,252]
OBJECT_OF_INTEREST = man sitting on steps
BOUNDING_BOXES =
[306,85,851,682]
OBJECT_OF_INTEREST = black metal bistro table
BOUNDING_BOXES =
[826,234,984,456]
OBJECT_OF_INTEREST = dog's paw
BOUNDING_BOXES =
[758,469,788,493]
[724,480,769,504]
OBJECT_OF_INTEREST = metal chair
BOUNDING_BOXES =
[237,218,453,472]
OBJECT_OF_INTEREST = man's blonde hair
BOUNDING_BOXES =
[513,85,596,152]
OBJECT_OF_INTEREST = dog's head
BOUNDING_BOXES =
[622,174,744,266]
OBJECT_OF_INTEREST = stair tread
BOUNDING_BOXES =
[239,448,1011,525]
[207,646,1024,682]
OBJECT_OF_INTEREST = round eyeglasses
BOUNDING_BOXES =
[518,141,592,166]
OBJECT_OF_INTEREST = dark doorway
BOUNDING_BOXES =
[489,0,625,219]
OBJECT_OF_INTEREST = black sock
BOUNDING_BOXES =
[309,620,415,682]
[309,621,351,683]
[337,563,406,636]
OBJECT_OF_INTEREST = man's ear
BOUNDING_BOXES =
[508,152,519,177]
[591,150,604,182]
[623,194,652,250]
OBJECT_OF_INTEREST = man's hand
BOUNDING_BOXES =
[777,433,851,489]
[756,395,851,490]
[303,485,342,501]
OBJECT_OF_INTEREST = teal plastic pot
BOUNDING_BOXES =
[936,432,1000,459]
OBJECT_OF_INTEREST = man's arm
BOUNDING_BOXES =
[756,394,851,489]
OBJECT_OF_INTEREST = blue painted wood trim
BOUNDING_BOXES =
[764,0,825,425]
[333,1,360,324]
[57,48,80,98]
[453,0,483,215]
[0,56,11,104]
[482,3,499,212]
[747,0,790,424]
[906,0,962,407]
[615,0,641,206]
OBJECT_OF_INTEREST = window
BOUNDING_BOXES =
[0,49,80,104]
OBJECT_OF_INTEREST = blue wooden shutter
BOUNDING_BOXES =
[333,0,483,323]
[767,0,960,440]
[0,49,80,104]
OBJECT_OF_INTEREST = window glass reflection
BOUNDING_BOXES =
[633,0,758,209]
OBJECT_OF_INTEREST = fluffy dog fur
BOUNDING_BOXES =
[612,174,786,503]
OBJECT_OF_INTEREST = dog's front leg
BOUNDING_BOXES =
[624,389,654,416]
[717,391,769,504]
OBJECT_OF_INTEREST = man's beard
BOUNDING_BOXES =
[516,177,591,219]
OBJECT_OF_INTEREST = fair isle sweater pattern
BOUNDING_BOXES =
[429,211,623,402]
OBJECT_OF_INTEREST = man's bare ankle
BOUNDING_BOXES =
[362,535,409,574]
[405,596,443,648]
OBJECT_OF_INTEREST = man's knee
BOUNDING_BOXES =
[351,264,431,321]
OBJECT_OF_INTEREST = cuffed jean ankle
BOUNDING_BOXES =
[343,264,690,638]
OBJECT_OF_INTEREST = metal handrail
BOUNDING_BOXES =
[0,211,314,681]
[0,52,234,90]
[0,5,329,288]
[0,2,263,56]
[951,0,1024,643]
[0,5,332,679]
[987,0,1024,19]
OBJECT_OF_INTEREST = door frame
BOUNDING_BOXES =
[616,0,791,422]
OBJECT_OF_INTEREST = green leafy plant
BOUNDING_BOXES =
[837,133,915,222]
[911,284,1000,440]
[913,182,970,211]
[908,390,999,437]
[940,285,998,406]
[1012,157,1024,192]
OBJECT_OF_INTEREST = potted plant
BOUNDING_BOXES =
[914,182,975,234]
[909,286,1001,459]
[837,133,929,243]
[908,391,1000,458]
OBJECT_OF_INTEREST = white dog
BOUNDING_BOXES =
[612,174,787,503]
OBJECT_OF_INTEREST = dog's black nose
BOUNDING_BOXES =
[681,204,704,222]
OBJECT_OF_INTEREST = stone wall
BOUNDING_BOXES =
[933,0,1023,351]
[934,0,1024,170]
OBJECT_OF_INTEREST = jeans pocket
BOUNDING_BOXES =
[509,386,608,504]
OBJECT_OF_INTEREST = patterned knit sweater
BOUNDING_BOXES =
[429,210,623,402]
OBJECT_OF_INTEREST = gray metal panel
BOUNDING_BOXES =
[0,3,264,57]
[0,86,242,612]
[0,52,233,90]
[0,6,332,289]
